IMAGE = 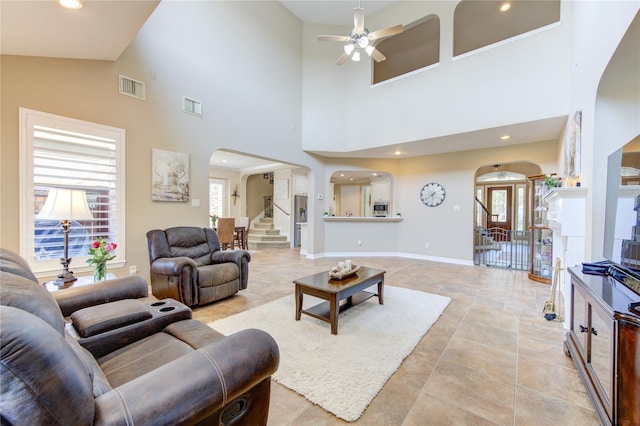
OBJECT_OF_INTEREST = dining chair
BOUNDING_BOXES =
[216,217,235,250]
[234,217,250,249]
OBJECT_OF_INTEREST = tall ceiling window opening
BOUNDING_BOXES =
[453,0,561,57]
[19,108,125,276]
[373,15,440,85]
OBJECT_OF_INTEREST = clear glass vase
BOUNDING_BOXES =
[94,262,107,282]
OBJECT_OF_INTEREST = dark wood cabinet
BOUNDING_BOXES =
[565,267,640,425]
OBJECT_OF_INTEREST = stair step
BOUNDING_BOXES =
[249,229,280,235]
[253,223,274,230]
[248,234,288,242]
[248,241,291,250]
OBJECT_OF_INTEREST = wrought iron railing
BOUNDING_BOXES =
[474,227,529,271]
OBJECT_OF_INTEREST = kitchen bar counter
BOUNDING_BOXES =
[323,216,403,222]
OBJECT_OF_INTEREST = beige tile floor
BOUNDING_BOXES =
[191,248,598,425]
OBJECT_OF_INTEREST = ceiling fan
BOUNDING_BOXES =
[316,2,403,65]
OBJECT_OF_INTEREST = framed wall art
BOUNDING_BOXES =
[151,148,190,201]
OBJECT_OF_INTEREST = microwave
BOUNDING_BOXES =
[373,202,389,216]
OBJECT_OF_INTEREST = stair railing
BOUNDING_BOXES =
[271,201,290,216]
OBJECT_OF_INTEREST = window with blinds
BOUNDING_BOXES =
[209,178,225,220]
[20,108,125,275]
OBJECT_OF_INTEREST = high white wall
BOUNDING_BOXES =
[566,2,640,261]
[302,1,571,153]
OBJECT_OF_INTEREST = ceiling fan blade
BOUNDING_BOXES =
[354,7,364,33]
[336,52,350,65]
[370,48,386,62]
[317,35,351,42]
[369,24,404,41]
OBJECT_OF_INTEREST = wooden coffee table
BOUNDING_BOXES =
[293,266,385,335]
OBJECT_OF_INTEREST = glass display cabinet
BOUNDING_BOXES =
[528,174,552,283]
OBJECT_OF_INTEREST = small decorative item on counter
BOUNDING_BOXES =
[209,214,218,227]
[543,174,561,189]
[396,212,402,217]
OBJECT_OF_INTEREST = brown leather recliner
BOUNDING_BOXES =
[147,226,251,307]
[0,248,279,425]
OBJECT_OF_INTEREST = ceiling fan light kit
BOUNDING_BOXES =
[316,4,403,65]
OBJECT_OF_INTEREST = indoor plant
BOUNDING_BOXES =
[87,237,117,281]
[543,174,560,188]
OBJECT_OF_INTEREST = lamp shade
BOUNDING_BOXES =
[37,189,94,221]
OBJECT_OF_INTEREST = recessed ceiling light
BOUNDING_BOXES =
[500,135,511,140]
[394,150,402,156]
[222,159,228,163]
[59,0,83,10]
[500,2,511,12]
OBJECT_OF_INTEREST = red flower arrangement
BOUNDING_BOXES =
[87,237,117,281]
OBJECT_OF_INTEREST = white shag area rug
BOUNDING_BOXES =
[208,285,450,422]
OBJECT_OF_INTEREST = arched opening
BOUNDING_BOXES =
[209,149,311,250]
[474,161,541,269]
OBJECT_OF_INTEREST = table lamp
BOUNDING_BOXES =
[37,188,94,284]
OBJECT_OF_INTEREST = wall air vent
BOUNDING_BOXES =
[183,97,202,117]
[119,75,145,100]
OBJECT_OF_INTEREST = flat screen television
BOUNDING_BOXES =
[603,136,640,300]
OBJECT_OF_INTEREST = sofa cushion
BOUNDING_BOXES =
[97,319,226,388]
[0,306,95,425]
[65,330,113,397]
[0,248,39,282]
[165,227,215,266]
[0,258,64,336]
[198,262,239,288]
[98,328,194,387]
[71,299,153,338]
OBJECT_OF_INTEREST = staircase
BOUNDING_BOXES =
[247,218,290,250]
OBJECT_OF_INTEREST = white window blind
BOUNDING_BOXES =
[209,178,225,219]
[20,108,125,276]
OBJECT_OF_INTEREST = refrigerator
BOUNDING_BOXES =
[294,195,308,247]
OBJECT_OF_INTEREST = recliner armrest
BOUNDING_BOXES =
[54,275,149,317]
[150,256,197,276]
[211,249,251,265]
[93,328,279,425]
[76,299,192,358]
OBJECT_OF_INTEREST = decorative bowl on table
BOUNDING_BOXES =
[329,264,360,280]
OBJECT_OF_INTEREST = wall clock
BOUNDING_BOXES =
[420,182,446,207]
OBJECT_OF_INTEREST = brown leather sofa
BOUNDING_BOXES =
[0,248,279,425]
[147,226,251,307]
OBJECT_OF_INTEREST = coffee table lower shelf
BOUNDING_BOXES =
[301,290,377,323]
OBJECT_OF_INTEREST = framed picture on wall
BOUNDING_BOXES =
[151,148,190,201]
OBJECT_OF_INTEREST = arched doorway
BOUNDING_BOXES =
[209,149,311,250]
[474,161,541,269]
